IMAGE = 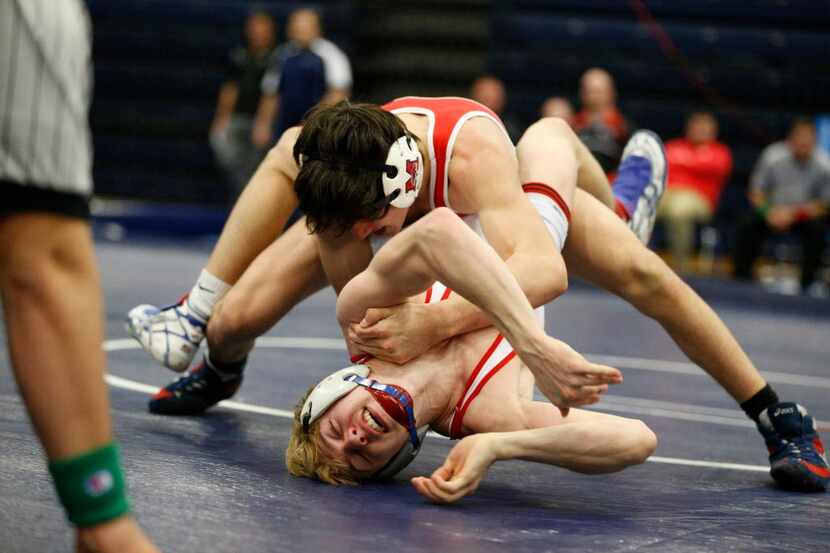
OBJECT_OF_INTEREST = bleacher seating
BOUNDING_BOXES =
[488,1,830,242]
[504,0,830,27]
[88,0,353,204]
[87,0,829,215]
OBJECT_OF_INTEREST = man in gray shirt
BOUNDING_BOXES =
[734,118,830,292]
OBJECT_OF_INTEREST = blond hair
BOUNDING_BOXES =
[284,384,362,486]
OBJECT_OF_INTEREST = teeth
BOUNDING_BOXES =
[363,409,384,432]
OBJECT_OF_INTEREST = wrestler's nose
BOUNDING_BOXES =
[347,426,368,447]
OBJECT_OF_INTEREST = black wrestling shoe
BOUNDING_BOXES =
[148,359,242,416]
[757,402,828,492]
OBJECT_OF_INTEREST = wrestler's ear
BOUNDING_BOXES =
[351,219,376,240]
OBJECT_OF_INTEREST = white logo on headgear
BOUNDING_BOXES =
[382,136,423,209]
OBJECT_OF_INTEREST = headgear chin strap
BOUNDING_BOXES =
[382,135,423,209]
[300,365,428,479]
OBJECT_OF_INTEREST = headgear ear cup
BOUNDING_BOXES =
[383,136,423,209]
[299,364,426,480]
[301,365,371,432]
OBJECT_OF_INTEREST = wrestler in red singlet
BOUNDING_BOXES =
[382,96,571,220]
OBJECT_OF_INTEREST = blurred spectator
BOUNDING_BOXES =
[734,118,830,293]
[571,68,631,173]
[470,75,522,142]
[210,11,277,198]
[658,111,733,273]
[253,8,352,148]
[540,96,574,125]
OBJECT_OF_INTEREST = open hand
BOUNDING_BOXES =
[411,434,497,504]
[518,334,622,416]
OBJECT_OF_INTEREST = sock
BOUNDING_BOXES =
[740,384,780,422]
[187,269,231,320]
[614,198,630,221]
[205,352,247,382]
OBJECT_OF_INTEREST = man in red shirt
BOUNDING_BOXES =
[658,111,732,273]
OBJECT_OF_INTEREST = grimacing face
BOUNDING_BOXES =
[315,386,410,476]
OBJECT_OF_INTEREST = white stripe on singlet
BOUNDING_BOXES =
[348,281,520,438]
[422,282,517,439]
[447,334,516,439]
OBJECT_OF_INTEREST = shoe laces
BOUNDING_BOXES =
[619,154,652,179]
[775,433,825,465]
[168,365,210,393]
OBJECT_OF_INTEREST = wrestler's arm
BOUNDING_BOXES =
[343,125,566,331]
[337,208,621,410]
[336,208,541,348]
[204,127,302,284]
[412,406,656,504]
[423,121,569,340]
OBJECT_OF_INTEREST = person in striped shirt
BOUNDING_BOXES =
[0,1,158,550]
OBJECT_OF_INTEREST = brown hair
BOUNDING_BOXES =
[284,384,362,486]
[293,101,415,236]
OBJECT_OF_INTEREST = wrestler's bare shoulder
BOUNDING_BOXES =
[447,117,518,212]
[451,117,513,166]
[262,126,302,180]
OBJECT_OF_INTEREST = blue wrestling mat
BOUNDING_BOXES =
[1,238,828,552]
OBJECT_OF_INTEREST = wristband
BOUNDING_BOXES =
[48,443,130,527]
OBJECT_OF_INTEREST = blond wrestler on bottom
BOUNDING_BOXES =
[287,208,656,502]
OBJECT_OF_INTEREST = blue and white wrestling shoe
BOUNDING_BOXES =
[613,130,667,245]
[125,297,206,373]
[758,402,828,492]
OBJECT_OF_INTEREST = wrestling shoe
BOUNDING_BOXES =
[757,402,828,492]
[125,297,206,373]
[148,358,243,416]
[613,130,667,245]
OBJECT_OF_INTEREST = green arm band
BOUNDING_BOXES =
[48,443,130,527]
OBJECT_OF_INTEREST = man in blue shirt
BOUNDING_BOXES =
[252,8,352,147]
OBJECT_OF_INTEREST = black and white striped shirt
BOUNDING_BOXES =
[0,0,93,196]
